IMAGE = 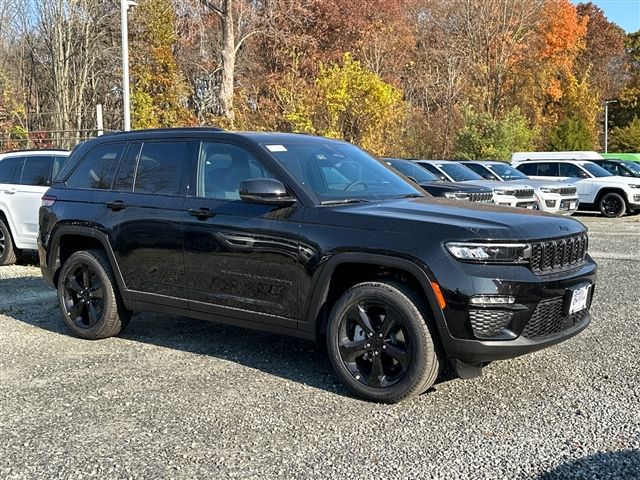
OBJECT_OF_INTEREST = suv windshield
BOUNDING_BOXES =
[623,162,640,175]
[387,159,439,183]
[438,163,483,182]
[487,163,528,180]
[263,141,422,203]
[581,162,612,178]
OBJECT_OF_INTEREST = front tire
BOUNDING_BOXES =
[326,281,440,403]
[599,192,626,218]
[57,249,131,339]
[0,220,17,266]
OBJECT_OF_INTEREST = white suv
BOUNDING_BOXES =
[513,159,640,218]
[461,160,579,215]
[415,160,538,209]
[0,150,69,264]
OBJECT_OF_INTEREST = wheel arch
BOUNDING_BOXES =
[595,187,628,204]
[307,253,447,344]
[48,226,127,294]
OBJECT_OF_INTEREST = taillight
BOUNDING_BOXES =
[41,195,57,207]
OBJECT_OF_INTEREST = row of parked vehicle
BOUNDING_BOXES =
[386,155,640,219]
[0,130,608,402]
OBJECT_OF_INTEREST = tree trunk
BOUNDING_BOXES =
[218,0,235,122]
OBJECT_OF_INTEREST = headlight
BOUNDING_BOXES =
[540,186,560,194]
[629,184,640,189]
[444,191,471,200]
[492,188,515,196]
[445,242,531,264]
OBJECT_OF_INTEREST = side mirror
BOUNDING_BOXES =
[239,178,297,206]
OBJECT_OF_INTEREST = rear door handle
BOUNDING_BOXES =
[4,189,16,194]
[106,200,126,211]
[188,208,216,220]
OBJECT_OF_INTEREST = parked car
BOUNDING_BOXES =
[39,129,596,403]
[513,159,640,218]
[588,158,640,178]
[460,160,579,215]
[385,158,493,203]
[0,149,69,265]
[512,151,603,162]
[414,160,538,209]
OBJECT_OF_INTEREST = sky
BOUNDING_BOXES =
[577,0,640,33]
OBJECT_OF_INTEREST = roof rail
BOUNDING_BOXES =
[103,127,225,136]
[0,148,70,154]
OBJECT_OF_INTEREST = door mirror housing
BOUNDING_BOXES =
[239,178,297,206]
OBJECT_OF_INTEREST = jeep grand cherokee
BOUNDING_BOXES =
[39,128,597,403]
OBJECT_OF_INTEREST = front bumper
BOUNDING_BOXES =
[537,194,580,215]
[493,195,538,209]
[431,256,597,364]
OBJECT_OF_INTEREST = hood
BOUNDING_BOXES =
[504,179,575,189]
[325,197,586,242]
[587,176,640,186]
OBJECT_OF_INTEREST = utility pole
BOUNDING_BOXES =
[604,100,618,154]
[121,0,138,131]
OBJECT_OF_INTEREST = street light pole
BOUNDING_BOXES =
[121,0,138,131]
[604,100,618,154]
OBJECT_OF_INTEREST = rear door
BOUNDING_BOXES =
[0,155,24,240]
[10,155,54,245]
[104,140,192,306]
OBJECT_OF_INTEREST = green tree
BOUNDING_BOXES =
[609,117,640,152]
[547,116,595,150]
[130,0,193,129]
[454,106,536,160]
[283,54,406,156]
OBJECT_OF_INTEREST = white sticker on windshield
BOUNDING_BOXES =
[266,144,287,152]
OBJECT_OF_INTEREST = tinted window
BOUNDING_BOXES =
[387,159,438,183]
[20,155,53,186]
[559,163,586,178]
[419,163,448,181]
[486,163,528,180]
[198,142,275,199]
[537,163,559,176]
[517,163,537,176]
[466,163,498,180]
[580,162,611,178]
[66,143,125,190]
[134,142,188,195]
[115,143,142,192]
[438,163,483,182]
[52,156,68,181]
[0,156,23,183]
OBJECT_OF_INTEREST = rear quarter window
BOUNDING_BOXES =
[20,155,53,186]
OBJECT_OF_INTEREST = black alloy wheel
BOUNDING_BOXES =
[599,192,626,218]
[327,281,440,403]
[61,263,105,330]
[337,301,412,388]
[57,249,131,339]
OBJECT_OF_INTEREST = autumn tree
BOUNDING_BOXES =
[130,0,193,129]
[609,118,640,152]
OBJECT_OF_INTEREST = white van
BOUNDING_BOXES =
[511,151,604,162]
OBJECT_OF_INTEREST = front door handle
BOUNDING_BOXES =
[106,200,126,211]
[188,208,216,220]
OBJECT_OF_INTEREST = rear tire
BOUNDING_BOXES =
[326,280,440,403]
[599,192,626,218]
[0,220,17,266]
[57,249,131,339]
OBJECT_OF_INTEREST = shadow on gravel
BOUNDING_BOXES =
[537,449,640,480]
[3,273,455,399]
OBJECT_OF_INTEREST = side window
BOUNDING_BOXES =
[470,164,497,180]
[66,143,125,190]
[52,155,68,181]
[421,164,447,181]
[559,163,585,178]
[198,142,275,200]
[537,162,559,176]
[0,156,23,183]
[517,163,537,176]
[134,141,187,195]
[114,143,142,192]
[603,162,622,176]
[20,155,53,186]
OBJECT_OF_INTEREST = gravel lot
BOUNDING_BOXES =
[1,214,639,479]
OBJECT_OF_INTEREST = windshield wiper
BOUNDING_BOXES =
[320,198,372,206]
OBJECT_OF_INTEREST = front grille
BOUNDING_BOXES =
[514,188,534,199]
[469,192,493,203]
[530,234,588,273]
[559,187,577,196]
[521,297,590,339]
[469,309,513,338]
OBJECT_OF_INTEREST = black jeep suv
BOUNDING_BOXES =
[39,128,597,403]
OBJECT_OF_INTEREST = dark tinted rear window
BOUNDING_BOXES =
[0,156,23,183]
[516,163,537,176]
[66,143,125,190]
[133,141,188,195]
